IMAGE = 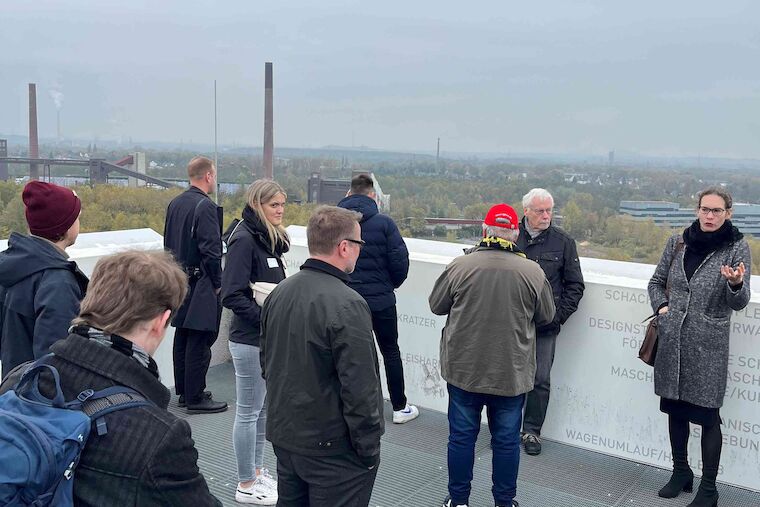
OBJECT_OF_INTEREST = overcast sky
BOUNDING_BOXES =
[2,1,759,157]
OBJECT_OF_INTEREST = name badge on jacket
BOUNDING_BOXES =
[267,258,279,268]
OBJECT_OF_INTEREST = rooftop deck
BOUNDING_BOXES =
[171,362,760,507]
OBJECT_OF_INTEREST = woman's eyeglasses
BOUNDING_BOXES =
[698,206,727,216]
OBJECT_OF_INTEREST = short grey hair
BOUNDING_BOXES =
[483,225,519,243]
[522,188,554,209]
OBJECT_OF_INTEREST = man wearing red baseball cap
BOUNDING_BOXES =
[0,181,88,374]
[429,203,555,507]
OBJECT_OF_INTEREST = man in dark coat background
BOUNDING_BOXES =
[164,156,227,413]
[516,188,585,456]
[337,173,418,424]
[0,181,88,375]
[0,250,221,506]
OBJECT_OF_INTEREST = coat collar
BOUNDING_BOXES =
[300,258,351,283]
[186,185,215,204]
[519,216,552,244]
[50,334,170,408]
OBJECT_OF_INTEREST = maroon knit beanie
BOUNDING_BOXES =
[22,181,82,241]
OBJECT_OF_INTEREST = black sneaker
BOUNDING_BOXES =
[442,495,468,507]
[521,433,542,455]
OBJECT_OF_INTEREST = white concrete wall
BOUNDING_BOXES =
[283,226,760,492]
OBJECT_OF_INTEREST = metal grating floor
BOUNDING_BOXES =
[169,362,760,507]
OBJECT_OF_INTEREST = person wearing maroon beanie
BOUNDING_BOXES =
[0,181,88,374]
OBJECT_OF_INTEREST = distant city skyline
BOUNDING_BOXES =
[2,1,759,159]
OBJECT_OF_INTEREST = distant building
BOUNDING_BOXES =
[307,171,391,211]
[620,200,760,237]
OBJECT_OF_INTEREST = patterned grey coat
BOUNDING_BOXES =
[648,233,751,408]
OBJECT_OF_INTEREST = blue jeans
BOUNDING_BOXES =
[229,341,267,482]
[447,383,524,506]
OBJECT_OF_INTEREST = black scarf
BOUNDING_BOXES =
[242,205,290,256]
[682,219,741,255]
[681,220,742,281]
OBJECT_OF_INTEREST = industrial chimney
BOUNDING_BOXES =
[263,62,273,180]
[28,83,39,180]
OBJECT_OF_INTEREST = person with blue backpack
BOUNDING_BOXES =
[0,250,221,506]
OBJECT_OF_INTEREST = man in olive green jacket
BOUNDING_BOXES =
[429,203,555,507]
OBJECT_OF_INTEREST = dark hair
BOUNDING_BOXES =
[307,206,362,255]
[350,173,374,195]
[697,186,733,210]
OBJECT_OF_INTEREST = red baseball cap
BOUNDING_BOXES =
[484,203,518,230]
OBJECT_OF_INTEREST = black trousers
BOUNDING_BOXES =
[273,446,378,507]
[522,333,558,436]
[173,327,216,404]
[371,305,407,411]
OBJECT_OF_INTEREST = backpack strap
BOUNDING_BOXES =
[14,354,66,408]
[75,386,153,437]
[189,197,207,240]
[15,354,154,437]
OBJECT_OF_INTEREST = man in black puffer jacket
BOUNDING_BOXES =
[516,188,585,456]
[338,173,418,424]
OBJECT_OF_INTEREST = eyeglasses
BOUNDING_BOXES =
[698,206,727,216]
[343,238,365,248]
[530,208,553,215]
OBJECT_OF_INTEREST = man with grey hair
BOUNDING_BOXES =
[517,188,585,456]
[260,205,384,507]
[430,203,555,507]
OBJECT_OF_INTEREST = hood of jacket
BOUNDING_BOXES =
[337,194,378,223]
[0,232,76,288]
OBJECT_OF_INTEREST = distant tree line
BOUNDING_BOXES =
[4,147,760,273]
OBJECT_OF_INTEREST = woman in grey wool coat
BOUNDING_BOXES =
[648,187,751,507]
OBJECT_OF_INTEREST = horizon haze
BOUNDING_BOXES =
[2,1,759,159]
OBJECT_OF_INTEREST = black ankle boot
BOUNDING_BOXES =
[658,467,694,498]
[686,480,719,507]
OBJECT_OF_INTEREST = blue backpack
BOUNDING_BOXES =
[0,355,153,506]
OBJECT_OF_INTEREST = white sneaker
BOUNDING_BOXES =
[257,469,278,495]
[235,478,277,505]
[393,404,420,424]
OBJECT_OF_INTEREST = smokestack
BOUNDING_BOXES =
[263,62,273,180]
[436,137,440,165]
[28,83,39,180]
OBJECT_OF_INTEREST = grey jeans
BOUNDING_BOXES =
[229,341,267,482]
[522,333,558,436]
